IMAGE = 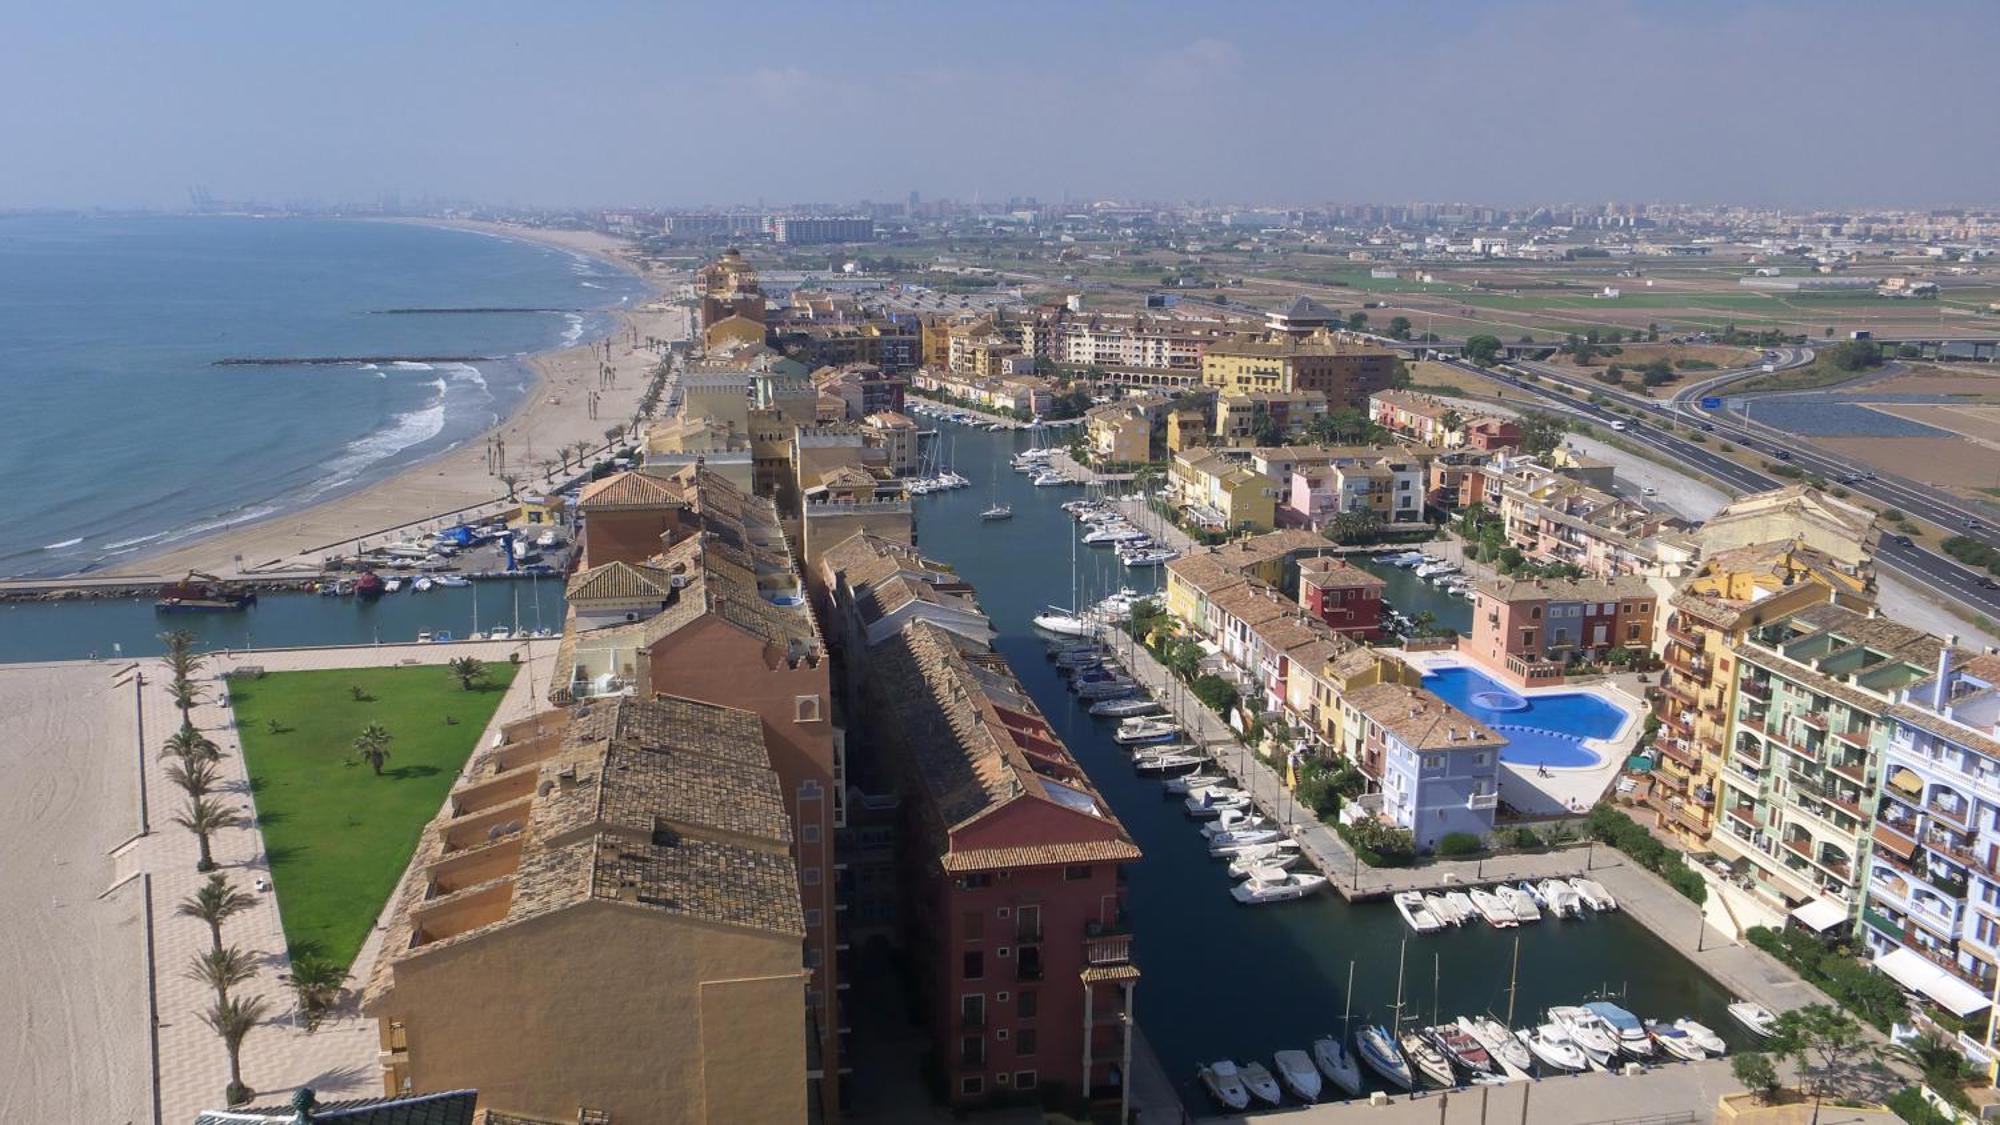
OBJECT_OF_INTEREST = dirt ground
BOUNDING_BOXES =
[1815,434,2000,491]
[1865,368,2000,398]
[1869,402,2000,447]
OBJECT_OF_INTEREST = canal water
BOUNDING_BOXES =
[0,578,563,663]
[909,423,1749,1103]
[1354,555,1474,636]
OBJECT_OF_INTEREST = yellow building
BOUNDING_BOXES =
[1698,485,1879,579]
[1168,450,1277,532]
[1213,389,1328,444]
[1087,405,1155,465]
[1201,340,1398,408]
[1647,539,1875,848]
[1166,400,1213,453]
[702,313,766,352]
[364,698,809,1125]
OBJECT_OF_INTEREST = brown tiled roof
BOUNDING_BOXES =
[1209,582,1293,630]
[1080,964,1143,984]
[566,560,674,603]
[576,471,685,511]
[1298,556,1387,590]
[1473,573,1654,603]
[939,839,1144,872]
[1345,682,1505,752]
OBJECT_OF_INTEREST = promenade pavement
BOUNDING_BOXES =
[129,639,557,1121]
[1216,1056,1748,1124]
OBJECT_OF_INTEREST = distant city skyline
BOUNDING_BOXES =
[4,0,1997,212]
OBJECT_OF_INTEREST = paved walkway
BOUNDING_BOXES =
[1215,1056,1747,1124]
[127,639,557,1121]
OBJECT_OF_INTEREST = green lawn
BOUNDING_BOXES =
[228,662,518,970]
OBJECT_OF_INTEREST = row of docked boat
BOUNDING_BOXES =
[1392,877,1615,934]
[1064,498,1179,568]
[906,400,1012,429]
[1376,547,1475,599]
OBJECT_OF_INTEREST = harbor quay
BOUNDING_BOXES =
[1210,1057,1748,1124]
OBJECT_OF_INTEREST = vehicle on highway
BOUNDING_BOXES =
[1700,423,1715,431]
[1895,535,1914,547]
[1642,487,1658,497]
[1611,420,1628,432]
[1774,451,1793,461]
[1981,578,1999,591]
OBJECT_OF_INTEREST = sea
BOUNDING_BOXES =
[0,214,650,579]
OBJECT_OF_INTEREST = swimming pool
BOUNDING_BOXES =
[1422,665,1629,769]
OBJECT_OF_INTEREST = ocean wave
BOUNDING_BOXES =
[560,313,586,347]
[390,360,435,371]
[103,531,168,550]
[304,382,450,498]
[43,537,83,550]
[150,501,285,548]
[442,362,488,391]
[580,281,604,289]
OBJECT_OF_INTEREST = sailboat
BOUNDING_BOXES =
[1313,961,1364,1096]
[1357,941,1416,1090]
[1032,523,1095,636]
[980,465,1011,521]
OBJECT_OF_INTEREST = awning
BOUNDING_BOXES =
[1874,947,1993,1018]
[1887,765,1924,797]
[1790,898,1849,933]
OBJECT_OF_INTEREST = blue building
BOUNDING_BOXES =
[1339,682,1507,851]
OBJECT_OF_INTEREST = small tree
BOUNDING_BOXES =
[1464,334,1503,367]
[177,873,257,953]
[167,678,206,726]
[202,992,270,1107]
[1772,1003,1874,1099]
[289,955,349,1031]
[352,722,394,776]
[498,472,522,500]
[166,756,222,799]
[185,945,258,1005]
[1730,1051,1780,1104]
[448,656,488,691]
[1387,316,1413,340]
[174,795,248,873]
[161,724,221,766]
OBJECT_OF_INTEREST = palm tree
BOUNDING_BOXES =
[161,724,221,765]
[603,424,625,448]
[447,656,487,692]
[185,945,258,1004]
[166,756,221,799]
[174,795,247,872]
[571,440,595,468]
[498,472,521,500]
[288,955,348,1030]
[201,992,269,1107]
[352,723,393,776]
[159,629,203,693]
[166,677,206,726]
[177,873,257,953]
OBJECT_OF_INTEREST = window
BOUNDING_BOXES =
[795,694,822,723]
[1063,865,1093,881]
[961,1035,984,1066]
[801,823,821,844]
[1018,989,1038,1018]
[805,908,822,928]
[1627,624,1641,641]
[802,866,821,886]
[962,994,985,1028]
[1016,1027,1038,1056]
[806,948,822,968]
[1474,752,1489,766]
[1015,1070,1038,1090]
[799,779,823,801]
[1531,607,1542,620]
[963,950,985,980]
[964,872,993,889]
[960,1075,983,1097]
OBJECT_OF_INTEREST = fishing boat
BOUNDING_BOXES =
[1238,1061,1282,1107]
[1674,1019,1727,1056]
[1570,877,1617,911]
[1582,1000,1653,1058]
[1089,696,1160,718]
[1521,1025,1588,1072]
[1356,1024,1412,1090]
[1394,891,1444,934]
[1645,1020,1707,1061]
[1727,1001,1778,1038]
[1227,844,1303,879]
[1273,1049,1321,1102]
[1231,866,1327,905]
[1206,828,1283,856]
[1401,1030,1457,1087]
[1469,888,1518,928]
[1498,884,1542,923]
[1548,1006,1620,1066]
[1537,879,1584,918]
[1197,1061,1250,1111]
[1113,718,1180,745]
[1460,1016,1532,1073]
[1424,893,1462,927]
[1424,1023,1495,1076]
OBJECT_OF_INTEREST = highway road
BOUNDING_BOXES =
[1433,353,2000,626]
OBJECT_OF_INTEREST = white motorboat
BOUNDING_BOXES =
[1227,844,1303,879]
[1538,879,1584,918]
[1074,678,1137,700]
[433,574,470,588]
[1570,877,1617,911]
[1313,1034,1364,1097]
[1394,891,1444,934]
[1031,470,1069,487]
[1198,1061,1250,1111]
[1415,561,1461,579]
[1548,1006,1619,1066]
[1727,1001,1778,1038]
[383,577,402,593]
[979,504,1013,521]
[1469,888,1518,928]
[411,576,435,592]
[1582,1001,1653,1058]
[1081,523,1137,545]
[1356,1025,1412,1089]
[1401,1030,1457,1087]
[1425,893,1462,926]
[1645,1020,1706,1061]
[1200,809,1268,837]
[1113,718,1180,744]
[1165,771,1225,795]
[1207,828,1284,856]
[1031,606,1096,637]
[1521,1025,1587,1072]
[1444,891,1477,922]
[1121,547,1178,568]
[535,530,559,548]
[1498,884,1542,923]
[1133,750,1205,776]
[1460,1016,1533,1073]
[1273,1049,1321,1102]
[1239,1061,1283,1106]
[1518,881,1547,909]
[1089,697,1160,718]
[1185,789,1251,818]
[1675,1019,1726,1056]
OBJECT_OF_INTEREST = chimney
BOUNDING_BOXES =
[1933,641,1956,712]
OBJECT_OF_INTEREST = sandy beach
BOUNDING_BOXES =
[97,221,688,581]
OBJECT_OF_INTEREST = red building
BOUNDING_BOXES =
[1296,556,1387,639]
[861,617,1140,1114]
[1463,417,1522,451]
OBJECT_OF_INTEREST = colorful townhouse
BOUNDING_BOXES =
[1337,682,1508,851]
[1467,574,1658,685]
[1296,556,1386,640]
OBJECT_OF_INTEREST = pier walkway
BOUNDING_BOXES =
[1214,1057,1748,1124]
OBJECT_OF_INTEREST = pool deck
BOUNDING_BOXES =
[1407,652,1646,819]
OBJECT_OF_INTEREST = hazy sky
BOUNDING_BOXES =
[4,0,1994,211]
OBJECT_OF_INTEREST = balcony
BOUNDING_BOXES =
[1085,933,1133,967]
[1929,796,1973,829]
[1798,712,1829,732]
[1834,727,1870,750]
[1659,740,1700,772]
[1741,680,1772,702]
[1727,805,1759,830]
[1016,944,1045,983]
[1828,757,1868,786]
[1666,620,1702,649]
[1662,679,1700,707]
[1467,791,1499,811]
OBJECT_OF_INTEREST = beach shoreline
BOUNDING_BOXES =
[90,220,687,581]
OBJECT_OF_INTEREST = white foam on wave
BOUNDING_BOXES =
[442,362,489,392]
[304,380,449,494]
[103,531,169,550]
[580,281,604,289]
[390,360,435,371]
[560,313,586,347]
[43,537,83,550]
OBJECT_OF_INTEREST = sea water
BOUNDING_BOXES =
[0,215,648,578]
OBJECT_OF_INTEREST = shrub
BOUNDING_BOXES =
[1511,827,1542,849]
[1338,820,1415,867]
[1585,804,1706,905]
[1436,832,1485,857]
[1745,925,1908,1030]
[1887,1087,1955,1125]
[1191,674,1239,716]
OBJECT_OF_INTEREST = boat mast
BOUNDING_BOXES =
[1344,959,1355,1035]
[1506,933,1520,1028]
[1432,953,1440,1026]
[1391,938,1407,1031]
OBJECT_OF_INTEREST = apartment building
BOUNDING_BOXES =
[1201,340,1399,409]
[696,248,766,331]
[1169,449,1278,533]
[1337,682,1507,851]
[1468,574,1658,685]
[1712,604,1941,924]
[1083,395,1167,465]
[557,468,843,1111]
[1646,543,1873,847]
[812,363,910,420]
[1297,556,1387,640]
[913,367,1053,417]
[363,698,810,1124]
[1491,457,1693,579]
[772,216,876,245]
[1213,388,1329,443]
[1866,651,2000,1026]
[1368,390,1463,446]
[1051,314,1215,371]
[1699,485,1879,580]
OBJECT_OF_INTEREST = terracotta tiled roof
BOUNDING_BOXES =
[566,560,674,603]
[1345,682,1505,753]
[939,839,1144,872]
[575,471,685,511]
[1473,573,1654,604]
[1080,964,1143,984]
[1298,555,1387,590]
